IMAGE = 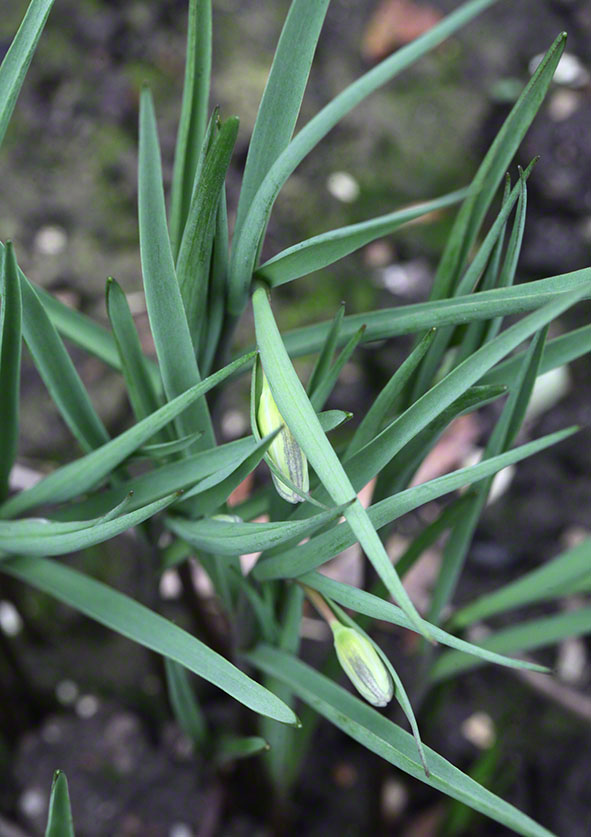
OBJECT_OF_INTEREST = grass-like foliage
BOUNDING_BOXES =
[1,1,590,834]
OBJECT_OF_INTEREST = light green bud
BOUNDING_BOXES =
[331,622,394,707]
[256,371,309,504]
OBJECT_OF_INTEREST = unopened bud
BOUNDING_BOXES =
[257,371,309,504]
[331,622,394,707]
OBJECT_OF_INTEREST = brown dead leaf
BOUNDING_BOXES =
[362,0,442,62]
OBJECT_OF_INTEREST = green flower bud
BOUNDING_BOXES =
[256,371,309,504]
[331,622,394,707]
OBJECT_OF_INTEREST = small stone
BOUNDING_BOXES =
[326,171,360,203]
[461,711,495,749]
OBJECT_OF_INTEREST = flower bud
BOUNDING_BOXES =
[256,371,309,504]
[331,622,394,707]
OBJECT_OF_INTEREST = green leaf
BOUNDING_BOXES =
[252,284,430,639]
[1,555,298,725]
[0,492,177,555]
[427,326,548,625]
[201,187,229,375]
[317,409,353,433]
[430,606,591,684]
[0,0,56,150]
[177,115,239,347]
[138,86,214,449]
[307,303,344,396]
[214,735,270,766]
[170,0,212,256]
[300,573,549,676]
[164,657,207,747]
[481,323,591,388]
[253,427,576,581]
[0,352,254,519]
[432,33,565,300]
[228,0,501,315]
[0,243,22,500]
[165,503,348,556]
[345,328,436,458]
[105,277,163,424]
[232,0,331,249]
[246,645,553,837]
[134,432,202,459]
[52,436,257,522]
[450,538,591,630]
[45,770,74,837]
[309,325,365,411]
[257,189,467,287]
[277,269,591,361]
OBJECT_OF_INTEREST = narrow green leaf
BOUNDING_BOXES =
[318,409,353,433]
[300,573,549,676]
[134,432,202,459]
[0,351,254,519]
[310,325,365,411]
[52,437,256,522]
[233,0,331,247]
[0,0,56,150]
[228,0,501,315]
[45,770,74,837]
[254,427,576,581]
[170,0,212,256]
[432,33,565,300]
[164,657,207,747]
[257,189,467,287]
[0,242,22,500]
[345,328,436,458]
[0,492,177,555]
[430,607,591,684]
[17,269,110,453]
[201,187,229,376]
[246,645,553,837]
[166,503,347,556]
[307,303,345,397]
[278,269,591,361]
[214,735,270,766]
[177,115,239,347]
[1,555,298,725]
[106,276,163,423]
[427,326,548,625]
[138,86,214,448]
[450,538,591,630]
[252,284,430,639]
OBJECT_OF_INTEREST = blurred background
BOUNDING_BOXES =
[1,1,590,835]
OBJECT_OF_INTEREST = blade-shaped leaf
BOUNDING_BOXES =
[0,0,56,150]
[278,269,591,361]
[252,284,429,639]
[307,303,344,396]
[233,0,331,246]
[0,492,177,555]
[430,607,591,683]
[138,86,214,448]
[450,538,591,630]
[300,573,549,676]
[0,242,22,500]
[164,657,207,747]
[246,645,553,837]
[1,555,298,725]
[0,352,254,518]
[177,115,239,347]
[45,770,74,837]
[16,265,110,453]
[432,32,565,300]
[257,189,467,287]
[106,277,163,424]
[253,427,576,581]
[170,0,212,256]
[166,503,347,556]
[228,0,500,315]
